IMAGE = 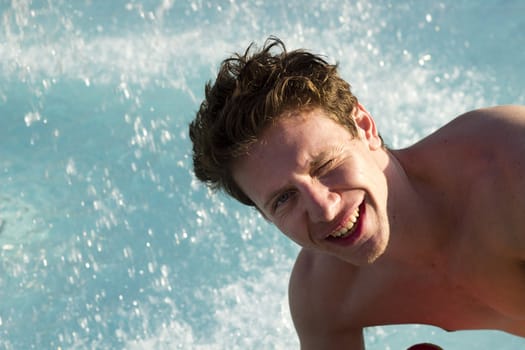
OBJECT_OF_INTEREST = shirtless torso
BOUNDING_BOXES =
[190,37,525,349]
[286,105,525,348]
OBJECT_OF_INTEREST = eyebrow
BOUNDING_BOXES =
[310,146,345,171]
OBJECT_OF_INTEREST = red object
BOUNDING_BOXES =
[406,343,444,350]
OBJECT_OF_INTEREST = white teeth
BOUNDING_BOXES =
[330,207,360,238]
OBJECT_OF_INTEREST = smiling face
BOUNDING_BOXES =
[233,106,391,265]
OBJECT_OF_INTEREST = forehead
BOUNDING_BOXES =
[251,109,346,160]
[268,107,344,141]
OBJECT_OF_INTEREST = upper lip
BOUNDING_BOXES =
[319,196,364,240]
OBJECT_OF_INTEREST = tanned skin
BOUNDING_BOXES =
[233,104,525,349]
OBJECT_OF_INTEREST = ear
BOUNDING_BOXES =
[354,103,382,150]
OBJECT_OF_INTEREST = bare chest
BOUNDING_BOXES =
[350,253,525,336]
[446,241,525,331]
[349,262,525,336]
[454,168,525,318]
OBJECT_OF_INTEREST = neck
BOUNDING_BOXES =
[380,149,453,268]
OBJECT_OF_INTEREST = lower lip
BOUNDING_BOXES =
[327,201,366,246]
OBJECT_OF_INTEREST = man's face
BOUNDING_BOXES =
[233,107,390,265]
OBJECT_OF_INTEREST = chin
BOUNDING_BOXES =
[354,233,389,266]
[336,250,384,266]
[365,248,386,264]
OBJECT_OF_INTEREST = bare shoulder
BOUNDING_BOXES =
[457,106,525,257]
[428,105,525,170]
[414,105,525,155]
[289,249,365,349]
[464,105,525,175]
[455,105,525,138]
[463,104,525,119]
[289,249,358,327]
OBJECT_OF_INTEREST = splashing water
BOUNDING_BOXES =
[0,1,524,349]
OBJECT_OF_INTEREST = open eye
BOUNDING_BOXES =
[273,190,295,211]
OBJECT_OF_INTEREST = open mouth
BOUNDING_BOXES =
[326,201,365,243]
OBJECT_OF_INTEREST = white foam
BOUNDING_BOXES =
[0,0,493,130]
[0,1,517,349]
[121,264,298,350]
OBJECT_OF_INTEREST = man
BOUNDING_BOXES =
[189,37,525,349]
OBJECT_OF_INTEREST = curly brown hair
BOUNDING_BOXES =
[189,37,360,206]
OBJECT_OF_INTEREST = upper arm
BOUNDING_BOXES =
[480,106,525,257]
[490,106,525,256]
[298,328,365,350]
[289,250,366,349]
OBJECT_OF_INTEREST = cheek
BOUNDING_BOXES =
[274,217,305,244]
[341,154,381,184]
[336,161,364,184]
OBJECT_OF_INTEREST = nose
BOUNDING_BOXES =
[300,180,340,223]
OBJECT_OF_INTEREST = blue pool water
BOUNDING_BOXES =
[0,0,524,349]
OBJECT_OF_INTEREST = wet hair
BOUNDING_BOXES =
[189,36,360,206]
